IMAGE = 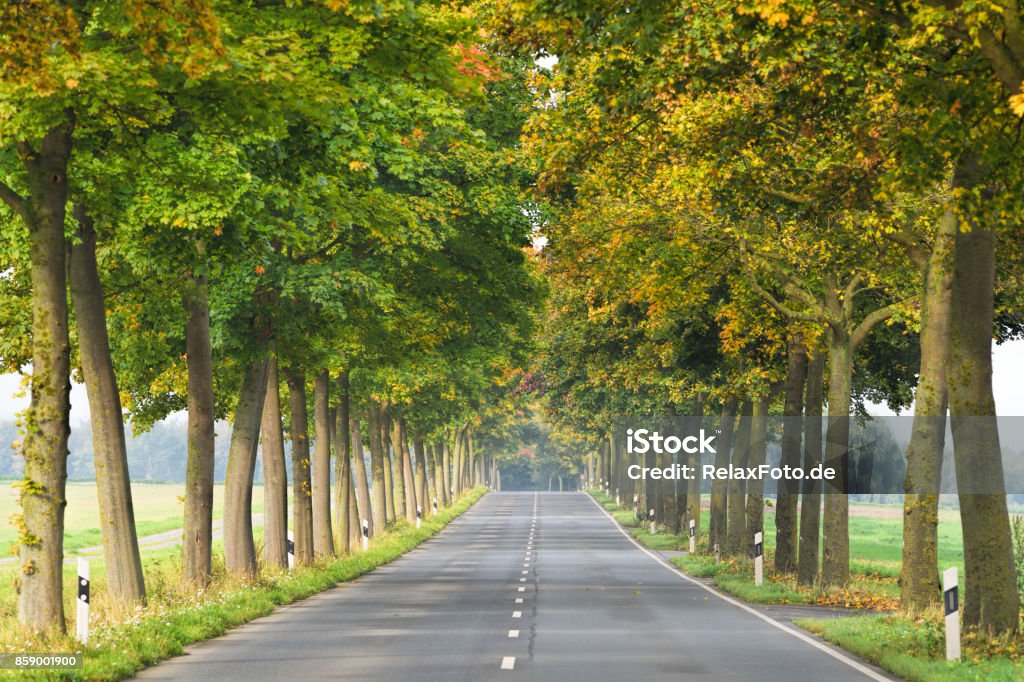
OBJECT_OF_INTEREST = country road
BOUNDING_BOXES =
[134,492,897,681]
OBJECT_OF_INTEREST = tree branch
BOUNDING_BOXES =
[0,181,26,220]
[850,297,917,349]
[743,261,826,324]
[744,247,829,319]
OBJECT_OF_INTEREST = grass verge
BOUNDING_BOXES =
[797,614,1024,681]
[1,487,486,681]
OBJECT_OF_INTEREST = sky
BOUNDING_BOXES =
[2,339,1024,424]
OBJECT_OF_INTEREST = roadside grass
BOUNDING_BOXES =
[797,615,1024,682]
[1,482,266,554]
[0,487,486,681]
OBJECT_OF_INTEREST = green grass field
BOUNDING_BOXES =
[1,482,266,555]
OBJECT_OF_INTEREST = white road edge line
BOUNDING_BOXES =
[501,656,516,670]
[516,598,524,603]
[509,629,520,638]
[513,611,522,618]
[585,494,891,682]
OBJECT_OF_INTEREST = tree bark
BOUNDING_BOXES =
[414,432,427,515]
[745,394,771,556]
[709,399,736,552]
[725,401,753,555]
[686,395,705,543]
[312,370,334,557]
[223,358,269,575]
[350,416,372,538]
[797,351,825,586]
[821,331,853,587]
[368,403,388,533]
[948,212,1019,634]
[284,368,314,565]
[14,124,74,632]
[900,201,956,611]
[441,440,452,504]
[334,372,351,553]
[400,420,417,521]
[183,266,216,586]
[261,357,288,569]
[69,205,145,603]
[775,333,807,573]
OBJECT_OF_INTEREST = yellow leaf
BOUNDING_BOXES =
[1010,89,1024,117]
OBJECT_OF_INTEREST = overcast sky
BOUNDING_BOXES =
[2,339,1024,424]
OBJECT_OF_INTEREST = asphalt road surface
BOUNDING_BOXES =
[134,492,896,681]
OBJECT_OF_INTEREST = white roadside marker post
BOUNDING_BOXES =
[76,558,89,644]
[633,494,639,519]
[433,497,438,514]
[754,532,763,586]
[615,488,620,506]
[416,505,422,529]
[362,519,369,552]
[287,530,295,570]
[944,567,960,661]
[689,519,696,554]
[714,543,721,564]
[649,508,656,534]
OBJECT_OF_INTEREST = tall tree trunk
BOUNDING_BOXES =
[12,124,74,632]
[400,420,417,522]
[686,395,705,543]
[775,334,807,573]
[284,368,314,566]
[425,443,438,510]
[901,201,956,611]
[334,372,351,553]
[368,403,388,533]
[350,417,372,538]
[745,395,771,556]
[223,359,269,575]
[709,399,736,553]
[69,206,145,603]
[183,265,216,586]
[725,401,753,555]
[441,440,452,504]
[821,331,853,587]
[312,371,334,557]
[414,432,427,514]
[261,357,288,569]
[797,351,825,586]
[948,211,1019,634]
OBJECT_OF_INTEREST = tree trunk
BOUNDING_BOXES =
[726,401,753,555]
[13,124,74,632]
[334,372,351,553]
[686,395,705,543]
[797,351,825,586]
[709,399,736,552]
[69,206,145,603]
[350,416,372,537]
[223,358,269,575]
[261,357,288,569]
[183,266,216,586]
[745,394,771,556]
[900,201,956,611]
[368,403,388,533]
[400,420,417,521]
[312,370,334,557]
[284,368,314,566]
[821,331,853,587]
[948,213,1019,634]
[414,432,427,515]
[441,440,452,504]
[775,333,807,573]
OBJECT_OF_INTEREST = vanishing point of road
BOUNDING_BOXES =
[134,492,897,682]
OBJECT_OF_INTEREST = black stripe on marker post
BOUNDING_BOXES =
[944,586,958,616]
[754,541,763,558]
[78,575,90,605]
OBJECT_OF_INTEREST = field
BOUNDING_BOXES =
[1,481,266,555]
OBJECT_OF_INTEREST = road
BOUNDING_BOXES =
[134,492,896,681]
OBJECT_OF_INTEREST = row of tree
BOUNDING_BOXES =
[505,1,1024,637]
[1,1,541,635]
